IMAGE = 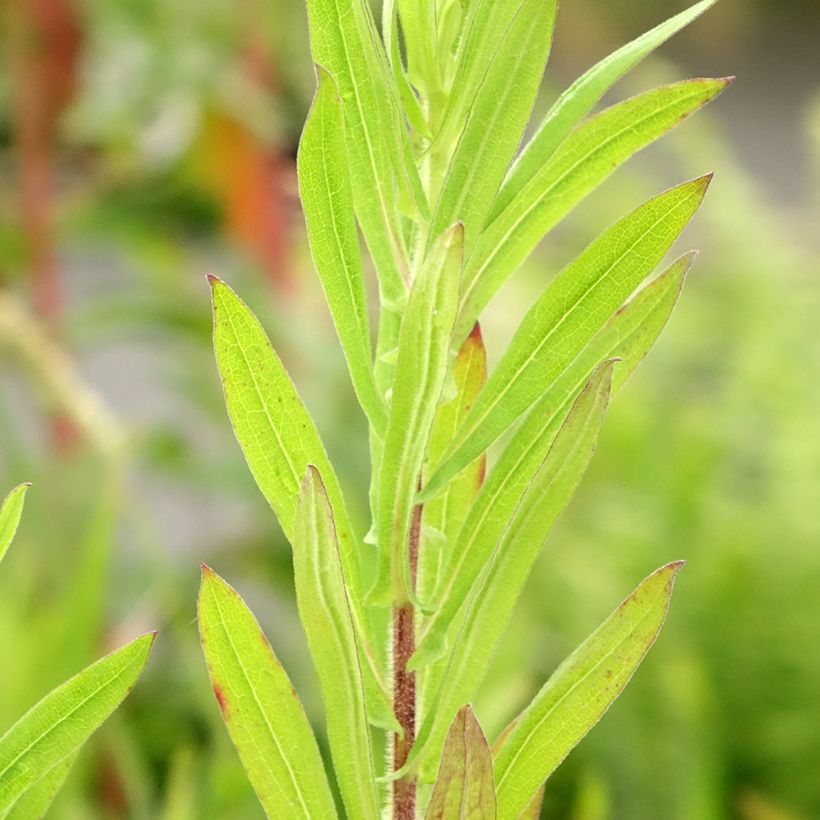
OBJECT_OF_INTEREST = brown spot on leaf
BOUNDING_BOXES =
[213,683,229,715]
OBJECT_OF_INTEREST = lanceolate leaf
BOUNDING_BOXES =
[372,225,463,606]
[0,483,29,564]
[418,322,488,604]
[408,364,614,779]
[415,252,692,670]
[0,634,154,813]
[493,563,685,817]
[492,0,719,220]
[298,67,386,433]
[293,467,380,820]
[425,706,496,820]
[198,568,338,819]
[304,0,416,300]
[0,752,77,819]
[428,0,558,253]
[457,78,729,342]
[209,277,392,726]
[422,175,711,501]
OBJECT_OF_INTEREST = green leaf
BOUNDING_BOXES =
[0,634,154,813]
[293,467,380,820]
[209,277,393,727]
[0,752,77,820]
[457,78,730,342]
[304,0,417,299]
[491,0,719,221]
[415,251,692,671]
[425,706,496,820]
[422,175,710,501]
[298,67,386,433]
[0,483,29,564]
[197,568,338,819]
[407,363,614,779]
[493,562,685,817]
[428,0,558,253]
[418,322,487,604]
[371,225,463,606]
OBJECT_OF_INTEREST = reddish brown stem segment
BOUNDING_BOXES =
[393,494,422,818]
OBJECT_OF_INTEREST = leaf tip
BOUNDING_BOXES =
[206,273,221,288]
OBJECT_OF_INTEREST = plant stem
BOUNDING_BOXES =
[393,492,422,818]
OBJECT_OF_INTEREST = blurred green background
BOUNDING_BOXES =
[1,0,818,817]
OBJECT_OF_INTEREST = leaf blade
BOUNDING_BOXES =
[197,568,338,819]
[0,634,154,813]
[423,175,711,501]
[0,483,29,564]
[493,563,684,817]
[298,66,386,432]
[425,706,496,820]
[408,363,614,778]
[293,467,380,820]
[457,78,729,341]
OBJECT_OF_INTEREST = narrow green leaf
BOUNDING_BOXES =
[408,364,614,778]
[425,706,496,820]
[428,0,558,253]
[492,0,719,221]
[395,0,437,93]
[304,0,416,299]
[493,562,685,817]
[457,78,730,342]
[418,322,487,604]
[209,277,393,727]
[298,67,386,433]
[0,634,154,813]
[416,252,692,670]
[371,225,463,606]
[0,483,29,564]
[293,467,380,820]
[423,176,710,501]
[0,751,76,819]
[197,568,338,819]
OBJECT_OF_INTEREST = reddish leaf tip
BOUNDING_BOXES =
[206,274,221,287]
[200,562,215,576]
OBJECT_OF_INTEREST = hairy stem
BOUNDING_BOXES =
[392,493,422,818]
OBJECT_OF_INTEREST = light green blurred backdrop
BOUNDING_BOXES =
[1,0,818,817]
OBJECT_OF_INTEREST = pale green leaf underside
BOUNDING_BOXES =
[493,562,684,817]
[198,568,338,819]
[408,363,614,779]
[0,634,154,813]
[423,175,710,501]
[456,77,729,342]
[293,467,380,820]
[425,706,496,819]
[0,483,29,564]
[373,225,463,605]
[298,66,386,433]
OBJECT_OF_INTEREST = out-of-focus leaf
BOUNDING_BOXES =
[0,483,29,564]
[293,467,380,819]
[395,0,436,93]
[493,563,684,817]
[372,225,463,606]
[422,176,710,500]
[0,634,154,813]
[407,364,614,778]
[492,0,718,220]
[457,78,729,342]
[428,0,557,253]
[304,0,416,300]
[197,568,337,819]
[0,751,76,819]
[418,322,487,604]
[425,706,496,819]
[209,277,392,726]
[298,67,386,432]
